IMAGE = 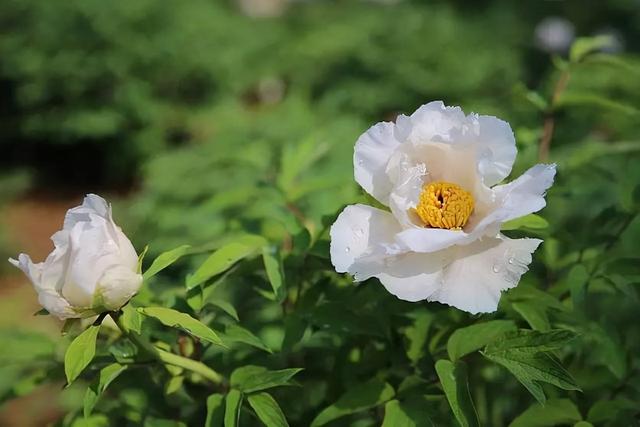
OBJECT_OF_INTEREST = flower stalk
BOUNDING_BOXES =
[109,311,224,385]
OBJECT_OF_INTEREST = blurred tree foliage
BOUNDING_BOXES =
[2,0,640,426]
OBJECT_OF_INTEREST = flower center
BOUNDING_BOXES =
[415,181,474,230]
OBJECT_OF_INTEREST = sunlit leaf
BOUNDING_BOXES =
[143,244,191,280]
[138,307,225,347]
[64,324,101,385]
[187,235,266,289]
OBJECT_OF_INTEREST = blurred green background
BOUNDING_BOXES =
[1,0,639,426]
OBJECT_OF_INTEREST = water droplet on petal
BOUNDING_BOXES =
[345,247,351,253]
[492,263,502,273]
[508,257,515,265]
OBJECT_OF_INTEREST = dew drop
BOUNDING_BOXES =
[345,247,351,253]
[508,257,515,265]
[492,263,502,273]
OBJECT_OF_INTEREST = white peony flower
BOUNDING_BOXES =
[330,101,555,314]
[9,194,143,320]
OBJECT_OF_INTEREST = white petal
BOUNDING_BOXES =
[62,220,120,307]
[353,122,402,205]
[473,115,517,186]
[38,291,77,320]
[9,254,43,289]
[63,194,111,230]
[429,235,542,314]
[330,204,402,280]
[491,163,556,223]
[374,251,450,302]
[95,265,143,310]
[403,101,467,144]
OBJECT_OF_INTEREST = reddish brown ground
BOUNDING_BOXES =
[0,194,83,427]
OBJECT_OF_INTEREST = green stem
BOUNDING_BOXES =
[110,312,224,385]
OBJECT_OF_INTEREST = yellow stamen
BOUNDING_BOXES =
[415,181,474,230]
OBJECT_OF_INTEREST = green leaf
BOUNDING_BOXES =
[484,329,576,353]
[222,324,272,353]
[447,320,517,361]
[137,245,149,274]
[512,302,550,331]
[310,378,395,427]
[587,398,637,424]
[382,398,435,427]
[262,246,286,303]
[247,392,289,427]
[435,360,480,427]
[143,244,191,280]
[210,299,239,321]
[570,35,616,63]
[482,330,580,404]
[83,363,127,417]
[33,308,49,316]
[138,307,225,347]
[187,235,266,289]
[509,399,582,427]
[206,394,225,427]
[230,365,303,393]
[120,304,143,335]
[64,324,101,385]
[404,310,433,364]
[501,214,549,231]
[224,389,243,427]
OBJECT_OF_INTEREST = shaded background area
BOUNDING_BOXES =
[1,0,639,425]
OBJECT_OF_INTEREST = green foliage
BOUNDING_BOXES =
[64,324,100,385]
[435,360,480,427]
[4,1,640,426]
[137,307,225,347]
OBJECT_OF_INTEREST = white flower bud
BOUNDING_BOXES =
[9,194,142,320]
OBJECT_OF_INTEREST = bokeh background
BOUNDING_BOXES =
[1,0,639,425]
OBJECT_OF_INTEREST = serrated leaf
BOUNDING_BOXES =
[230,365,303,393]
[447,320,517,361]
[509,399,582,427]
[84,363,127,417]
[222,324,271,353]
[502,214,549,231]
[382,398,435,427]
[65,324,101,385]
[224,389,243,427]
[310,378,395,427]
[143,244,191,280]
[138,307,225,347]
[485,329,576,353]
[187,235,266,289]
[247,392,289,427]
[482,349,580,404]
[262,246,286,303]
[435,360,480,427]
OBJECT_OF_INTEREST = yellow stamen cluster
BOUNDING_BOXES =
[415,181,474,230]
